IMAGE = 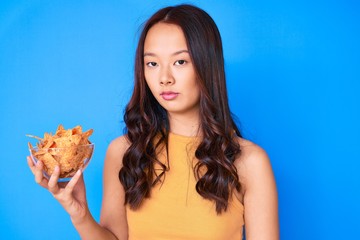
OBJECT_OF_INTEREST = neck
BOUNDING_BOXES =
[167,112,201,137]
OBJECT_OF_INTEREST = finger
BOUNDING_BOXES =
[27,156,36,174]
[31,159,49,188]
[48,165,60,194]
[34,160,45,184]
[65,169,83,194]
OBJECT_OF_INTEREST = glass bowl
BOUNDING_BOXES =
[29,143,94,182]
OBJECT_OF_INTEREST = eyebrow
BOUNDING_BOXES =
[143,50,189,57]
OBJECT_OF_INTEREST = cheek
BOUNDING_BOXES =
[144,71,154,87]
[193,86,201,102]
[145,80,161,101]
[146,81,156,96]
[188,69,198,87]
[192,80,201,102]
[144,70,159,88]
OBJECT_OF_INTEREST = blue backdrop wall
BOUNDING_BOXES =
[0,0,359,239]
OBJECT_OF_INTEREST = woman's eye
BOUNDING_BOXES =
[175,60,186,66]
[146,62,157,67]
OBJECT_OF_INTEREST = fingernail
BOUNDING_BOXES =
[54,165,60,172]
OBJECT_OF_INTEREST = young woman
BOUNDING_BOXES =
[28,4,279,240]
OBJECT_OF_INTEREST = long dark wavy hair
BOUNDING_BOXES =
[119,4,242,214]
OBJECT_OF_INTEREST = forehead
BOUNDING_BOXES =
[144,23,188,54]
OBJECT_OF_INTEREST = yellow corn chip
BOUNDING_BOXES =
[27,124,93,178]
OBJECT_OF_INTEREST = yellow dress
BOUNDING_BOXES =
[126,132,244,240]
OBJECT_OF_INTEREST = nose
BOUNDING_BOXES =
[159,67,174,86]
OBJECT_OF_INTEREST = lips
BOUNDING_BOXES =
[160,91,179,100]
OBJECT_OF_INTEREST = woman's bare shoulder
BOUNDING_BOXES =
[100,135,130,238]
[234,137,274,191]
[105,135,131,167]
[107,135,130,152]
[234,137,279,238]
[236,137,269,162]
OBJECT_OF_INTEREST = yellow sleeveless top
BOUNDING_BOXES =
[126,132,244,240]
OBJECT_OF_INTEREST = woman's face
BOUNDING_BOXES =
[143,23,200,118]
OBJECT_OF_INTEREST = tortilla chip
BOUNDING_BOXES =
[27,124,93,178]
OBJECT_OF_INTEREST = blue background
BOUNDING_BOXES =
[1,0,359,239]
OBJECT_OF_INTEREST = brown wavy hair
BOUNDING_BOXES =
[119,4,242,214]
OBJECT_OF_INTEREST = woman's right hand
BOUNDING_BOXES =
[27,156,90,225]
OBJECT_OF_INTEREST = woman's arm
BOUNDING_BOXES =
[71,136,130,239]
[27,136,129,240]
[236,140,279,240]
[99,136,129,239]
